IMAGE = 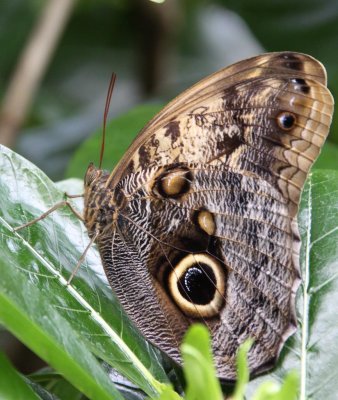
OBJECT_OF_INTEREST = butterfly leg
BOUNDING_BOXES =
[14,199,84,231]
[67,230,99,285]
[64,192,84,199]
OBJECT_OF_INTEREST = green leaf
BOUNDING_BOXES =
[232,339,253,400]
[66,104,163,178]
[297,170,338,399]
[251,381,281,400]
[181,324,223,400]
[246,169,338,400]
[252,371,299,400]
[0,145,172,399]
[0,351,41,400]
[276,371,299,400]
[157,386,182,400]
[29,368,86,400]
[313,142,338,170]
[0,234,124,400]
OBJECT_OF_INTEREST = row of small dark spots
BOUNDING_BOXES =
[278,55,307,132]
[280,53,303,71]
[291,77,310,94]
[280,54,310,92]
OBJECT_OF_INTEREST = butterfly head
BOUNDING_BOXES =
[83,163,115,238]
[84,162,102,187]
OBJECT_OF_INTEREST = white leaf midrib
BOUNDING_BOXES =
[300,174,312,400]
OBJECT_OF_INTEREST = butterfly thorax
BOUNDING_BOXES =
[83,163,119,239]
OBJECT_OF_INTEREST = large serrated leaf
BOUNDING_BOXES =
[0,145,171,399]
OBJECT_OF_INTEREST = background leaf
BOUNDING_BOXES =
[30,369,86,400]
[251,371,299,400]
[246,169,338,399]
[0,351,41,400]
[232,339,253,400]
[314,142,338,170]
[181,324,223,400]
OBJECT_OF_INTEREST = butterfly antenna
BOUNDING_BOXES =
[99,72,117,169]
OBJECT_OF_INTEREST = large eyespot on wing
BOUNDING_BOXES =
[167,253,226,318]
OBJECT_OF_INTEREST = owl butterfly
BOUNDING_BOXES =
[82,52,334,380]
[21,52,334,381]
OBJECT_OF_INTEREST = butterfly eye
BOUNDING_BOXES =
[276,111,296,131]
[168,254,226,318]
[85,163,99,186]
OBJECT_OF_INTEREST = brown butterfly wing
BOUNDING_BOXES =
[109,52,330,188]
[108,165,298,378]
[87,52,333,380]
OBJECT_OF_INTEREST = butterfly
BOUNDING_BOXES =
[23,52,335,381]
